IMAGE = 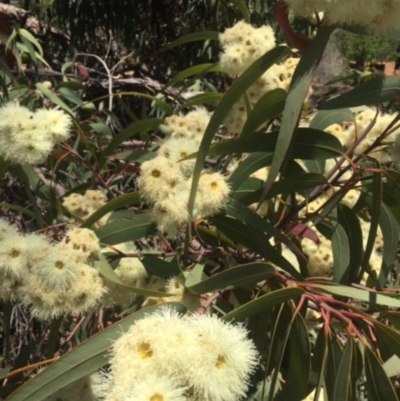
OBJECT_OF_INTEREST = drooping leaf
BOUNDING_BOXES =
[228,152,274,190]
[223,287,304,323]
[240,88,287,137]
[332,337,354,401]
[310,282,400,308]
[191,128,343,160]
[95,213,157,245]
[262,26,335,198]
[165,63,221,88]
[274,313,311,401]
[5,303,187,401]
[325,331,343,400]
[310,108,354,131]
[364,347,399,401]
[321,76,400,110]
[96,255,171,298]
[81,192,141,228]
[141,256,182,279]
[186,262,276,294]
[35,83,74,116]
[337,205,363,284]
[187,45,291,219]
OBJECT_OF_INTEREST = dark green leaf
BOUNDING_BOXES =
[194,128,343,160]
[223,287,304,323]
[165,63,221,88]
[188,46,291,218]
[274,313,311,401]
[365,347,399,401]
[310,108,354,131]
[321,76,400,109]
[162,31,219,51]
[186,262,276,294]
[95,213,157,245]
[182,92,222,107]
[332,337,353,401]
[263,26,335,197]
[228,152,273,190]
[81,192,141,228]
[141,256,181,279]
[240,88,287,137]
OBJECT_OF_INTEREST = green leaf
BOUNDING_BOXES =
[337,205,363,284]
[310,282,400,308]
[162,31,219,51]
[181,92,222,107]
[81,192,141,228]
[228,152,274,190]
[274,313,311,401]
[240,88,287,137]
[95,213,157,245]
[364,347,399,401]
[188,45,291,218]
[195,128,343,160]
[308,328,328,398]
[141,256,181,279]
[5,303,187,401]
[234,173,327,205]
[310,108,354,131]
[89,122,112,136]
[365,197,400,289]
[332,337,354,401]
[321,76,400,110]
[18,29,43,56]
[360,165,382,282]
[330,221,351,284]
[165,63,221,88]
[95,256,169,298]
[223,287,304,323]
[58,87,83,107]
[186,262,276,294]
[0,203,34,218]
[35,83,74,116]
[374,321,400,363]
[325,331,343,400]
[102,118,162,159]
[263,26,335,198]
[381,170,400,225]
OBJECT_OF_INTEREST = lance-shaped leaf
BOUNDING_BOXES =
[182,92,222,107]
[160,31,219,52]
[187,45,291,218]
[321,76,400,109]
[240,88,287,137]
[165,63,221,88]
[223,287,304,322]
[309,282,400,308]
[332,337,354,401]
[96,255,172,298]
[189,128,343,160]
[95,213,157,245]
[186,262,276,294]
[81,192,141,228]
[364,347,399,401]
[141,256,181,279]
[263,26,335,198]
[5,303,187,401]
[228,152,274,190]
[310,108,354,131]
[325,331,343,400]
[274,313,311,401]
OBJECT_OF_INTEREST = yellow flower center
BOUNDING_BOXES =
[216,354,227,369]
[211,182,218,190]
[137,342,153,359]
[151,169,161,178]
[55,261,64,270]
[10,249,20,258]
[150,393,164,401]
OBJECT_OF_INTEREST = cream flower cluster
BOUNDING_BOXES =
[0,219,105,319]
[103,308,259,401]
[219,22,302,134]
[284,0,400,33]
[103,243,201,311]
[301,218,383,282]
[138,109,230,236]
[63,189,109,224]
[0,103,72,164]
